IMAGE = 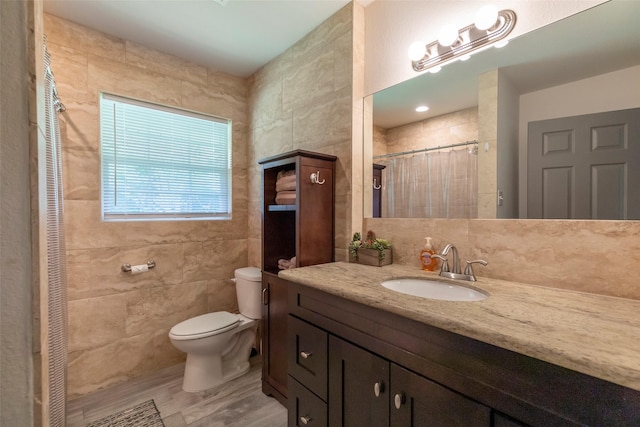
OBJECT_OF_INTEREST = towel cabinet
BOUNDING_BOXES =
[258,150,336,405]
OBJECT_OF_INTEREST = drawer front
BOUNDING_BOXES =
[288,377,327,427]
[288,315,328,400]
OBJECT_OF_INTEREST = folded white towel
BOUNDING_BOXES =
[275,191,296,205]
[276,174,296,192]
[277,256,297,270]
[276,169,296,180]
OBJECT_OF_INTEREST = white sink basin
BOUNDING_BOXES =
[381,278,488,302]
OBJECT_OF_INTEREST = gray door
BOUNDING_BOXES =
[527,108,640,219]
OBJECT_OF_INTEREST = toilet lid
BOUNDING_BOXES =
[170,311,240,338]
[235,266,261,282]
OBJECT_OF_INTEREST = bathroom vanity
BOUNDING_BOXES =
[280,262,640,426]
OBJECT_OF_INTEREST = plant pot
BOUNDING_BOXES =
[355,248,393,267]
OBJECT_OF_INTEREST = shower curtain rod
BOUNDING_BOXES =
[373,140,478,159]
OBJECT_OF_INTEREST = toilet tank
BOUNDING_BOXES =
[235,267,262,319]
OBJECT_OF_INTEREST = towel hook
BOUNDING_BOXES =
[373,178,382,190]
[310,170,325,185]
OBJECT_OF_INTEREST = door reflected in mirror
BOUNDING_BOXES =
[366,0,640,220]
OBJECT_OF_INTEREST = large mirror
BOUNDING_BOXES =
[366,0,640,220]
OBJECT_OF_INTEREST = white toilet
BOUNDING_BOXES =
[169,267,262,392]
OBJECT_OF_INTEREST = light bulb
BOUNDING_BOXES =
[460,54,471,61]
[428,66,442,74]
[408,41,426,61]
[415,105,429,112]
[494,40,509,48]
[438,25,459,47]
[475,5,498,31]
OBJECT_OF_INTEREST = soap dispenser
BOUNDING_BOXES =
[420,237,438,271]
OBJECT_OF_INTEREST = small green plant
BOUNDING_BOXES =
[349,230,392,261]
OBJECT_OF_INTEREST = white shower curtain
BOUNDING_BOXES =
[43,37,68,427]
[380,147,477,218]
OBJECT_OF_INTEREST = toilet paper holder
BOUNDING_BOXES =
[121,260,156,273]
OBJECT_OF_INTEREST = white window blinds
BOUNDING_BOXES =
[100,93,232,221]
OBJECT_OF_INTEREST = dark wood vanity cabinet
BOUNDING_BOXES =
[259,150,336,404]
[287,282,640,427]
[289,315,490,427]
[329,335,491,427]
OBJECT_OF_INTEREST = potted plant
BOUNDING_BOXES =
[349,230,392,267]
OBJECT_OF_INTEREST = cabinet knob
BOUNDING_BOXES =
[373,380,385,397]
[300,415,312,425]
[394,392,405,409]
[300,351,312,359]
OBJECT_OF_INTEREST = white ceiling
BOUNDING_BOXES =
[43,0,352,77]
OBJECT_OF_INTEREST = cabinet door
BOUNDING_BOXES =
[390,364,491,427]
[262,273,288,403]
[493,412,529,427]
[328,336,389,427]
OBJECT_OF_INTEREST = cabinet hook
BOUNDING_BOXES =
[373,178,382,190]
[310,170,325,185]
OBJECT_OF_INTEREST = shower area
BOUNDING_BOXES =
[374,141,478,218]
[38,37,69,426]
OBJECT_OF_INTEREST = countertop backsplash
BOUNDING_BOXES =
[363,217,640,300]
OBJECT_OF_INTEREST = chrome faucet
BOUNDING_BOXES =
[432,243,487,282]
[432,243,460,274]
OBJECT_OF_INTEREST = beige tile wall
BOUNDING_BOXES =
[247,3,357,265]
[44,14,250,398]
[364,218,640,300]
[380,107,478,155]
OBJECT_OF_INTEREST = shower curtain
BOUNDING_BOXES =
[380,147,477,218]
[43,37,68,427]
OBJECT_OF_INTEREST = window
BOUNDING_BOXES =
[100,93,232,221]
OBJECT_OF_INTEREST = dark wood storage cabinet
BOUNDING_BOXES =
[287,281,640,427]
[372,163,385,218]
[259,150,336,405]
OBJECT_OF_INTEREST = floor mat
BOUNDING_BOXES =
[86,399,165,427]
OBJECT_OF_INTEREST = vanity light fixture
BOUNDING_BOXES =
[409,7,516,73]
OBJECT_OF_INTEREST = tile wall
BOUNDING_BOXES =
[375,107,478,156]
[44,14,250,397]
[247,3,361,265]
[365,218,640,300]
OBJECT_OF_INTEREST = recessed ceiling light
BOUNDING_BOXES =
[416,105,429,112]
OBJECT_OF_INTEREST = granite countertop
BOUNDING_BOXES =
[279,261,640,392]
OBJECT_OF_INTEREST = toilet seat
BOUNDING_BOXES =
[169,311,240,341]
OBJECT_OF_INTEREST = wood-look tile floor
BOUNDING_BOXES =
[66,357,287,427]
